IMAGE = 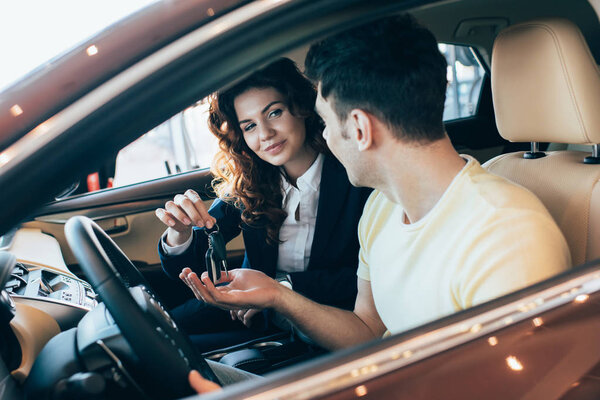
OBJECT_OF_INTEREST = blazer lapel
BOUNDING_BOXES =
[244,224,279,277]
[309,155,351,267]
[261,233,279,277]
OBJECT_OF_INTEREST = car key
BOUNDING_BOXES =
[205,226,229,284]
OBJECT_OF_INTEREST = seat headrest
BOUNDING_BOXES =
[492,19,600,144]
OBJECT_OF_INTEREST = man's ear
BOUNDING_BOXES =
[349,109,374,151]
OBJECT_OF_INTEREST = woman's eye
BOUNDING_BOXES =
[243,122,256,132]
[268,109,283,118]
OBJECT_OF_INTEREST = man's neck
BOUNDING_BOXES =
[376,136,467,224]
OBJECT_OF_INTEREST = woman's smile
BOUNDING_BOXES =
[264,139,287,154]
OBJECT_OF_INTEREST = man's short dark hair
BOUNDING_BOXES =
[305,14,448,142]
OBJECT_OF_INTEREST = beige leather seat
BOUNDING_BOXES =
[483,19,600,266]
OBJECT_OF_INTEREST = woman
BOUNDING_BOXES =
[155,58,371,352]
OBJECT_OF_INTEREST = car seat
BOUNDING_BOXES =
[484,18,600,266]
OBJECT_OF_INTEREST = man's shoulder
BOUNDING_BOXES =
[462,161,550,216]
[359,190,400,234]
[457,162,567,254]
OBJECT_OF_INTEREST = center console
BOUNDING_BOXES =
[202,332,327,375]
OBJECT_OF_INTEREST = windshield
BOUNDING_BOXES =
[0,0,158,91]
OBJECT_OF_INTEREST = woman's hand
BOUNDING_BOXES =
[179,268,284,312]
[155,189,216,246]
[230,308,262,327]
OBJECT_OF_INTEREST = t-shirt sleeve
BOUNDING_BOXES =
[454,210,571,308]
[356,191,382,282]
[357,249,370,281]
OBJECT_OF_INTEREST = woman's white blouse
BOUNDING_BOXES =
[276,153,324,274]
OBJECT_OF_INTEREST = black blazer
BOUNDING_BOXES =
[159,155,372,310]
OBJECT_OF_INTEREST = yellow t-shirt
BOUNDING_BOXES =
[357,155,571,335]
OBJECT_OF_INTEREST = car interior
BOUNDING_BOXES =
[483,18,600,267]
[1,0,600,399]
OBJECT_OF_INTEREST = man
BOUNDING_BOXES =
[185,14,571,388]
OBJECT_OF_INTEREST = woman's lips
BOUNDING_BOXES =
[265,140,286,153]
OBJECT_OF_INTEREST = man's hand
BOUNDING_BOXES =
[189,370,220,394]
[179,268,285,312]
[182,270,385,351]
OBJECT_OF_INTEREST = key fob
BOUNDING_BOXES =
[205,230,228,284]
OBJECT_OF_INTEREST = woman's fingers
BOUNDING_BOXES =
[185,189,216,229]
[236,309,246,321]
[173,190,215,229]
[173,194,204,227]
[158,190,215,231]
[155,208,187,232]
[155,208,174,227]
[164,200,194,227]
[242,309,260,327]
[231,309,257,326]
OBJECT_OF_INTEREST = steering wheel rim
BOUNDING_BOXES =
[65,215,219,398]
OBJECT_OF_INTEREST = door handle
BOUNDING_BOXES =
[95,217,128,234]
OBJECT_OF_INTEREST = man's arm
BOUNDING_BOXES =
[277,276,386,350]
[180,268,387,350]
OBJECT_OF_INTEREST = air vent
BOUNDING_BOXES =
[5,263,29,295]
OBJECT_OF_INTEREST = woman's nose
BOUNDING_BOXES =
[258,124,276,140]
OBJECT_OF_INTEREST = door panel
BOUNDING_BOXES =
[26,168,245,307]
[26,208,245,267]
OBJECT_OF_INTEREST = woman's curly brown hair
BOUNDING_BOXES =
[208,58,327,244]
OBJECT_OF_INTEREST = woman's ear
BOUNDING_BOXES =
[350,109,374,152]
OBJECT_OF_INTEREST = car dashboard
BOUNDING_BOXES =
[5,260,97,325]
[0,228,97,384]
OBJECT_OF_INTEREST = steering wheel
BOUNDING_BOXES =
[64,216,219,398]
[0,252,17,325]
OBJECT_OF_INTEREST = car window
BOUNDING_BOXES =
[88,44,486,192]
[439,44,486,121]
[112,99,218,188]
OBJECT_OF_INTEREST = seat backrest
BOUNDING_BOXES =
[484,19,600,266]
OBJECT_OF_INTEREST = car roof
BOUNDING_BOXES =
[414,0,600,65]
[0,0,244,151]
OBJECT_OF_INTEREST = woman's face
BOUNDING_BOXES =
[234,87,310,168]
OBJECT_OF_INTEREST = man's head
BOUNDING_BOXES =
[306,15,448,184]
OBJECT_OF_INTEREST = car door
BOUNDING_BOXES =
[19,111,245,307]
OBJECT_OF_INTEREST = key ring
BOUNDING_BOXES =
[203,222,220,236]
